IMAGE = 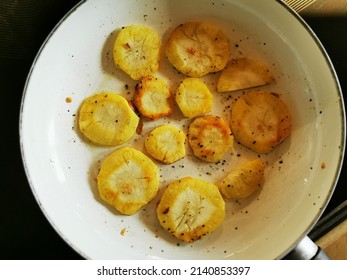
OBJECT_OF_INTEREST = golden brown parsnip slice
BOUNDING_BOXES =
[217,58,274,92]
[78,92,139,146]
[97,147,159,215]
[175,78,213,118]
[188,115,233,162]
[133,76,173,120]
[217,159,265,199]
[157,177,225,242]
[113,25,161,80]
[230,90,292,154]
[145,124,186,164]
[166,21,230,77]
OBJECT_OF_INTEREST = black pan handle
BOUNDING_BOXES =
[284,236,330,260]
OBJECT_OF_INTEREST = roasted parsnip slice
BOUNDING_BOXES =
[97,147,159,215]
[217,58,274,92]
[157,177,225,242]
[217,159,265,199]
[113,25,161,80]
[230,90,292,154]
[78,92,139,146]
[166,21,230,77]
[133,76,173,120]
[188,115,233,162]
[145,124,186,164]
[175,78,213,118]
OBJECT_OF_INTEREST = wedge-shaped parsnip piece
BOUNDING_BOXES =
[175,78,213,118]
[133,76,173,120]
[217,58,274,92]
[231,90,292,154]
[188,115,233,162]
[97,147,159,215]
[157,177,225,242]
[113,25,161,80]
[78,92,139,146]
[166,22,230,77]
[217,159,265,199]
[145,124,186,164]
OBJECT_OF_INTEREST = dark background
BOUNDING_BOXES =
[1,0,346,259]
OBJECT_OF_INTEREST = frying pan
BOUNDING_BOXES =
[19,0,345,259]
